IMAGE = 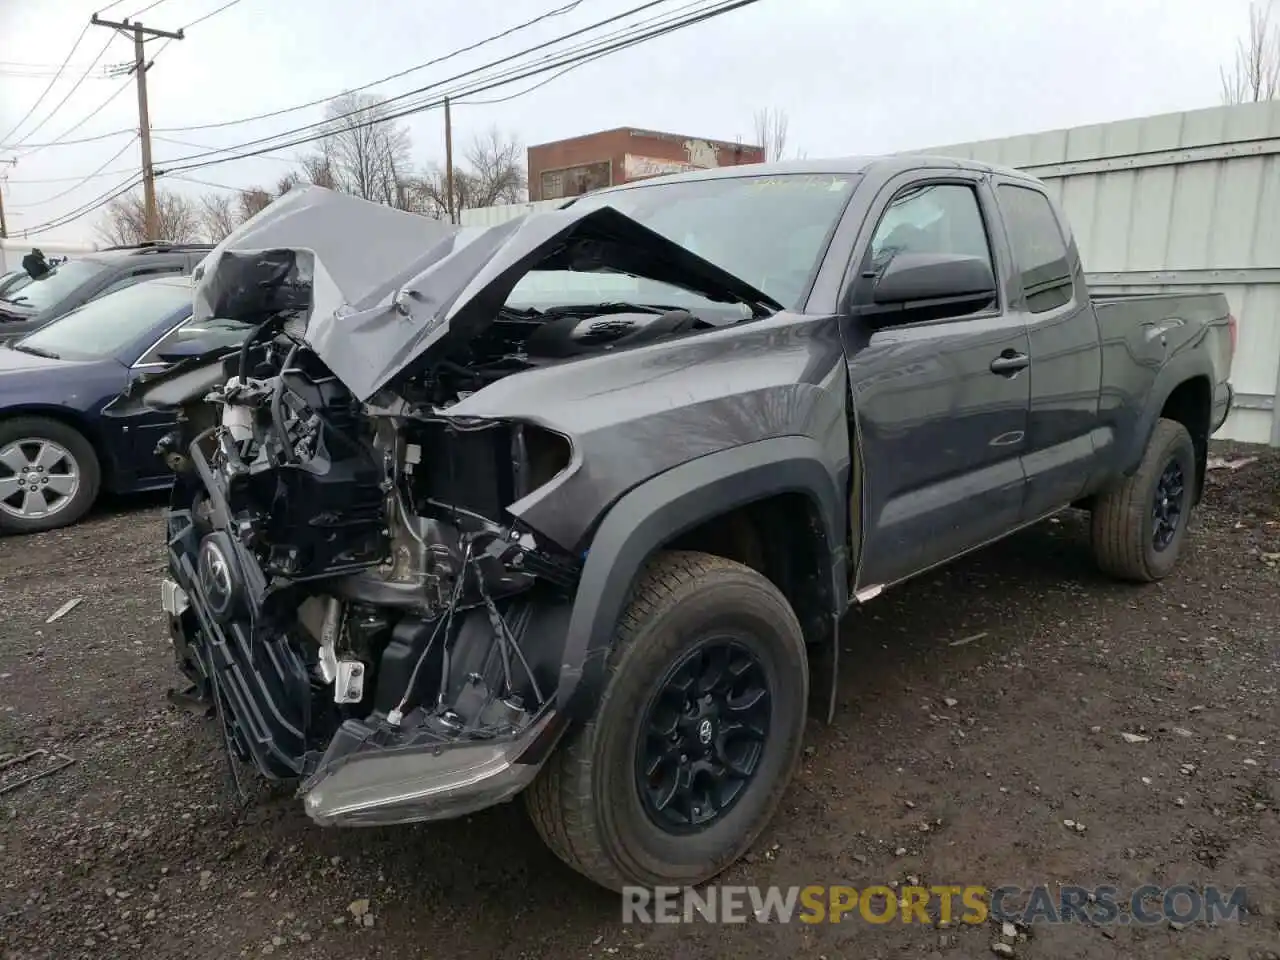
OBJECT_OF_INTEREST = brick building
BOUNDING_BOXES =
[526,127,765,201]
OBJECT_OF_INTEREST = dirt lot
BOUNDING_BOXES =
[1,445,1277,960]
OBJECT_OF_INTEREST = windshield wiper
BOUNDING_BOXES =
[1,296,30,305]
[12,343,61,359]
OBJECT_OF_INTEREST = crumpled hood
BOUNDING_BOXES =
[193,185,780,402]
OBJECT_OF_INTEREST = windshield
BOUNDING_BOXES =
[0,259,108,311]
[505,172,859,313]
[16,279,193,361]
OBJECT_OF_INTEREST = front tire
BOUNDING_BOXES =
[525,550,808,891]
[0,417,101,535]
[1090,418,1196,582]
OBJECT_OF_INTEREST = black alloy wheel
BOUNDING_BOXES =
[524,551,809,891]
[635,637,771,833]
[1090,417,1197,582]
[1151,458,1186,552]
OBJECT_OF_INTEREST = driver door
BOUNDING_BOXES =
[841,174,1032,590]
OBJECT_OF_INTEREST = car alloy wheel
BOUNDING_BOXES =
[635,636,772,834]
[1151,457,1186,552]
[0,438,81,521]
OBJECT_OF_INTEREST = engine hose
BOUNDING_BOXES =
[271,343,299,464]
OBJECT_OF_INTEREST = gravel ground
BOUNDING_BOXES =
[1,444,1278,960]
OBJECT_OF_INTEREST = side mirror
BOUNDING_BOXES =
[870,252,997,314]
[153,337,216,364]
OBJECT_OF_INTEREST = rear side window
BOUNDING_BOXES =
[997,185,1073,314]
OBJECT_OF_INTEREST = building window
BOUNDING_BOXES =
[540,161,612,200]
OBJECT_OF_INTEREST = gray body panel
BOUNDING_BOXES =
[449,309,850,553]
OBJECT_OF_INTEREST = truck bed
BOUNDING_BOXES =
[1089,290,1233,376]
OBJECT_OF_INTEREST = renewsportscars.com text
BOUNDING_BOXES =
[621,884,1247,926]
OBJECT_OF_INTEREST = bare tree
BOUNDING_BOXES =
[298,145,338,190]
[753,107,790,162]
[198,192,238,243]
[237,187,274,222]
[274,172,303,196]
[97,189,198,245]
[1221,0,1280,103]
[404,127,527,220]
[464,127,527,206]
[312,92,413,204]
[228,175,310,225]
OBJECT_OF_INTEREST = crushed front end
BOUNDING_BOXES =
[156,252,581,827]
[135,183,784,828]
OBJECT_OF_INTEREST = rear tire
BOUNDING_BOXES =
[1090,418,1195,582]
[0,417,101,535]
[525,550,808,891]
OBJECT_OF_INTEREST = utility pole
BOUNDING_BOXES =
[444,96,455,224]
[0,158,15,239]
[90,14,184,242]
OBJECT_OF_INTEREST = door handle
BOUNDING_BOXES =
[990,351,1029,376]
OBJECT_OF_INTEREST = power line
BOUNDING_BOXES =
[167,174,241,191]
[180,0,245,31]
[18,173,143,237]
[6,32,121,152]
[162,0,746,176]
[4,166,135,185]
[6,0,596,151]
[453,0,705,106]
[8,135,140,208]
[20,0,766,234]
[0,65,113,79]
[0,60,104,69]
[453,52,604,105]
[152,133,298,165]
[4,0,242,153]
[0,23,91,148]
[13,39,175,161]
[0,122,134,151]
[161,0,749,175]
[152,0,586,134]
[155,0,677,163]
[130,0,174,17]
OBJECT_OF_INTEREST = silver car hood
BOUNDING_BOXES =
[193,185,780,402]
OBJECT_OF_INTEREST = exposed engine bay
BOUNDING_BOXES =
[158,259,592,823]
[142,186,782,825]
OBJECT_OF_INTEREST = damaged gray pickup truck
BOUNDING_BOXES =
[131,156,1235,892]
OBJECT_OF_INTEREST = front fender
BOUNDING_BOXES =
[555,435,848,722]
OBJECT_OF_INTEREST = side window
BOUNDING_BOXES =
[136,315,255,366]
[869,183,994,268]
[997,185,1073,314]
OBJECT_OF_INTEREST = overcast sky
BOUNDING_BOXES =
[0,0,1259,243]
